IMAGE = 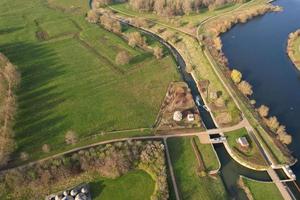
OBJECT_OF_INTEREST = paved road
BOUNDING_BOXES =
[0,120,248,173]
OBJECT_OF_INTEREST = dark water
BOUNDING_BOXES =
[221,0,300,187]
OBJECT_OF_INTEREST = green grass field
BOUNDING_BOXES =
[0,0,179,159]
[90,170,155,200]
[243,178,283,200]
[225,128,267,168]
[167,137,228,200]
[194,137,219,171]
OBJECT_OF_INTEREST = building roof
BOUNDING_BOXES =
[237,137,249,147]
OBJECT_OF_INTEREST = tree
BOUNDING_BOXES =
[115,51,131,65]
[127,32,146,48]
[153,46,163,59]
[65,130,78,145]
[86,10,99,23]
[99,14,122,34]
[257,105,269,118]
[265,116,279,132]
[231,69,242,84]
[278,133,292,145]
[238,81,253,96]
[183,0,192,15]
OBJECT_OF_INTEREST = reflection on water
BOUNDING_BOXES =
[221,0,300,196]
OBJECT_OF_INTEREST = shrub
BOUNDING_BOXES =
[20,152,29,161]
[42,144,51,153]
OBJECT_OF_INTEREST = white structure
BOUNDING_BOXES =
[187,114,195,122]
[173,111,183,121]
[75,193,88,200]
[70,190,78,196]
[237,137,249,148]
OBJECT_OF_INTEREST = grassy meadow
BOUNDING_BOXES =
[243,178,283,200]
[167,137,228,200]
[0,0,179,159]
[90,170,155,200]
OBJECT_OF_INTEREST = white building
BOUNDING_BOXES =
[237,137,249,148]
[173,111,183,122]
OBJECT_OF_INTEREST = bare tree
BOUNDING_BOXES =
[265,116,279,132]
[127,32,146,48]
[257,105,269,118]
[153,46,163,59]
[238,80,253,96]
[65,130,78,145]
[115,51,131,65]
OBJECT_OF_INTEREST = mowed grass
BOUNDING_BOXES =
[90,170,155,200]
[167,137,228,200]
[0,0,179,158]
[243,178,283,200]
[225,128,267,168]
[194,137,219,171]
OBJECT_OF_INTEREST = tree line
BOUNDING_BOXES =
[231,69,292,145]
[0,53,20,167]
[87,10,164,65]
[1,140,169,200]
[128,0,246,16]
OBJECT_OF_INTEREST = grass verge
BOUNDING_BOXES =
[167,137,228,200]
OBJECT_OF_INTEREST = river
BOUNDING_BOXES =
[126,22,271,200]
[221,0,300,196]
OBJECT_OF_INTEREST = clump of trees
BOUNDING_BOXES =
[128,0,245,16]
[115,51,131,65]
[0,53,20,167]
[257,105,292,145]
[287,29,300,69]
[99,14,122,34]
[230,69,253,97]
[0,140,169,199]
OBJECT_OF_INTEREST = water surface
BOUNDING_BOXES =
[221,0,300,186]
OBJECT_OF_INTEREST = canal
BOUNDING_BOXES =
[129,23,271,200]
[221,0,300,196]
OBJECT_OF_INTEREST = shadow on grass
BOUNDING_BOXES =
[89,180,105,198]
[129,52,152,66]
[0,27,24,35]
[0,42,70,154]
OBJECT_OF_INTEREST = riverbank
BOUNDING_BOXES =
[287,29,300,70]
